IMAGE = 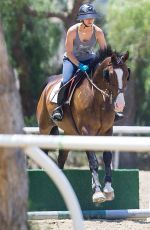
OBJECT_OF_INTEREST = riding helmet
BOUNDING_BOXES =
[77,3,99,21]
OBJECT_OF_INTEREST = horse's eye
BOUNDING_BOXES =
[103,69,110,82]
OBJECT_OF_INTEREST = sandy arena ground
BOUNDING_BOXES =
[28,171,150,230]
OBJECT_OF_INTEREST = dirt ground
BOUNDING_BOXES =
[28,171,150,230]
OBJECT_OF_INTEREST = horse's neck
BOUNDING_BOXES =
[93,60,109,90]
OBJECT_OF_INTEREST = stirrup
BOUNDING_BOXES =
[52,107,63,121]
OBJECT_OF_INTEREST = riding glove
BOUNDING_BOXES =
[78,63,89,72]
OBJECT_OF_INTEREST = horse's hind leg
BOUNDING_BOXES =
[47,127,69,169]
[57,150,69,169]
[103,151,115,201]
[41,126,59,164]
[86,151,106,203]
[41,126,59,156]
[50,126,59,135]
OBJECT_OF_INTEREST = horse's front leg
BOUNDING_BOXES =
[86,151,106,203]
[103,151,115,201]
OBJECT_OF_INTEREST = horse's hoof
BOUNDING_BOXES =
[103,182,115,201]
[104,191,115,201]
[92,191,106,204]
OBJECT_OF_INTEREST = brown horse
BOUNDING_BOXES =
[36,49,130,203]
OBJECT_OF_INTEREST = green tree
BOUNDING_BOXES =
[0,0,62,116]
[0,18,28,229]
[106,0,150,168]
[107,0,150,125]
[0,0,105,119]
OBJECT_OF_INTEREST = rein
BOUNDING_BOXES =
[84,72,109,100]
[50,73,79,101]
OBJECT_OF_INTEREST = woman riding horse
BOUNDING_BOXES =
[36,47,130,203]
[51,3,123,121]
[36,3,130,204]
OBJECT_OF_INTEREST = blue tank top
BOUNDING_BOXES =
[72,26,97,61]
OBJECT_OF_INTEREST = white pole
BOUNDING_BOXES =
[23,127,39,134]
[23,126,150,135]
[113,133,122,169]
[0,134,150,152]
[25,147,84,230]
[113,126,150,134]
[28,209,150,220]
[113,150,120,169]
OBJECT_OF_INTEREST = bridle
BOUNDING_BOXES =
[85,60,127,103]
[84,71,109,101]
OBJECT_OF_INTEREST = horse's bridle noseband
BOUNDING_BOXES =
[118,88,124,94]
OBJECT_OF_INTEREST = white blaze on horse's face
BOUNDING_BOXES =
[114,68,125,112]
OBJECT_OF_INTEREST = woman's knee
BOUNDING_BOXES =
[62,59,76,84]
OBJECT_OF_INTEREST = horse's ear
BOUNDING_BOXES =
[122,51,129,62]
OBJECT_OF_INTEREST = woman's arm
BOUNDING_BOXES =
[95,27,107,50]
[65,27,79,66]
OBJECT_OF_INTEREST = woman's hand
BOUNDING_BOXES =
[78,63,89,72]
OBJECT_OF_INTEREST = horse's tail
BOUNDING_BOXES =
[37,77,52,99]
[41,77,52,90]
[36,88,51,135]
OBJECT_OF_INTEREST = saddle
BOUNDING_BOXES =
[49,66,95,104]
[65,70,86,104]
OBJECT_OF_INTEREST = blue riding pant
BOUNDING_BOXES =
[62,57,77,84]
[62,57,94,84]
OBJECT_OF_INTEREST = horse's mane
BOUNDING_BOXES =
[90,45,124,70]
[97,45,113,62]
[90,45,112,68]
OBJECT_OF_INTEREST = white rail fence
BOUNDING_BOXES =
[23,126,150,135]
[0,134,150,152]
[23,126,150,169]
[0,135,84,230]
[0,129,150,227]
[25,147,84,230]
[113,126,150,168]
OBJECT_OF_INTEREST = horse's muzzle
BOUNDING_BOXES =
[114,94,125,112]
[114,105,124,113]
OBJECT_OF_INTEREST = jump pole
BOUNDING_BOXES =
[0,134,150,222]
[0,134,150,152]
[23,126,150,135]
[28,209,150,220]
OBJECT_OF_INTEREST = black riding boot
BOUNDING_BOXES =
[52,82,67,121]
[114,112,124,122]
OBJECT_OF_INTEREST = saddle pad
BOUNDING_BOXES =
[49,81,61,103]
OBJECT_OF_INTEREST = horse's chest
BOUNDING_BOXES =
[75,89,94,110]
[98,109,115,134]
[73,86,114,134]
